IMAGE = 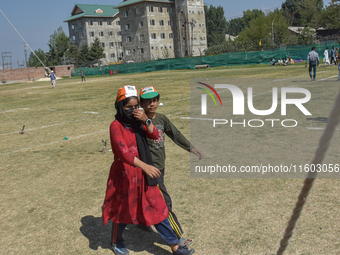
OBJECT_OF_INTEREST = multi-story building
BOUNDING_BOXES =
[64,1,207,64]
[64,4,123,64]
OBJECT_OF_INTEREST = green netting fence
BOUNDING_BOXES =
[71,44,333,77]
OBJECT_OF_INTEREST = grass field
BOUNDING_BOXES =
[1,63,340,255]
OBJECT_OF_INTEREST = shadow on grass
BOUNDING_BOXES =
[306,117,328,123]
[80,215,172,254]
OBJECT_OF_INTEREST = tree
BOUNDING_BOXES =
[27,48,46,67]
[78,43,90,67]
[281,0,324,27]
[296,0,324,27]
[319,3,340,29]
[242,9,265,27]
[236,9,290,47]
[227,9,265,37]
[88,37,105,63]
[205,5,227,46]
[46,26,71,66]
[227,17,244,36]
[281,0,303,26]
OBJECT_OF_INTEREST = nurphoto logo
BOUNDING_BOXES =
[197,83,312,128]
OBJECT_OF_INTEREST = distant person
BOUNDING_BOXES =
[81,70,86,82]
[305,46,320,82]
[50,70,56,89]
[335,47,339,64]
[278,58,283,65]
[268,58,275,66]
[323,47,330,66]
[288,56,294,64]
[330,46,336,65]
[284,57,289,66]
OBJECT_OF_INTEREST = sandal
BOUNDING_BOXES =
[178,237,193,248]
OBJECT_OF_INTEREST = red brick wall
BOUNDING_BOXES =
[53,65,74,77]
[0,67,46,82]
[0,65,74,82]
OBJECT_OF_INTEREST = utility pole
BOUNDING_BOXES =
[272,18,275,48]
[23,43,28,67]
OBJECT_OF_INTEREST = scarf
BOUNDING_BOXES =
[115,99,158,185]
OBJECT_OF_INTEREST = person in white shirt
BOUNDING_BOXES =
[323,47,330,67]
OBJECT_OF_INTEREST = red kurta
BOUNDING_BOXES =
[102,120,168,226]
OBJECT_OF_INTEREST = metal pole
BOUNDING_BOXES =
[272,18,275,48]
[23,43,28,67]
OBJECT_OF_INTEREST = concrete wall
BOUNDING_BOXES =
[68,16,123,64]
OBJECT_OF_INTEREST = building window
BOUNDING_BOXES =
[120,52,124,58]
[168,20,171,26]
[169,45,172,49]
[98,21,103,26]
[136,8,140,14]
[149,6,154,12]
[126,49,131,55]
[159,20,164,26]
[169,33,173,39]
[158,7,163,13]
[102,42,105,48]
[111,53,115,58]
[117,31,121,36]
[151,33,157,39]
[109,42,114,48]
[126,36,131,42]
[140,48,144,54]
[107,21,112,25]
[139,34,144,41]
[150,19,155,26]
[116,20,120,25]
[133,49,136,54]
[124,11,128,17]
[99,31,104,37]
[89,31,94,37]
[125,24,130,30]
[89,20,93,26]
[108,31,113,37]
[71,24,75,29]
[72,35,76,41]
[160,33,165,39]
[118,42,122,47]
[151,46,154,50]
[139,21,143,27]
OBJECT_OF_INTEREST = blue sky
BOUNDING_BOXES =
[0,0,334,68]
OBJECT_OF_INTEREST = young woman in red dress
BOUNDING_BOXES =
[102,86,194,255]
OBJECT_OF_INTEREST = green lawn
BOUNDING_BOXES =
[1,63,339,254]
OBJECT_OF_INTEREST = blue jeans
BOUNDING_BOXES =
[309,61,317,79]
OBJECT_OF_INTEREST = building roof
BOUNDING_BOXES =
[114,0,209,8]
[288,26,316,35]
[114,0,173,9]
[64,4,119,22]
